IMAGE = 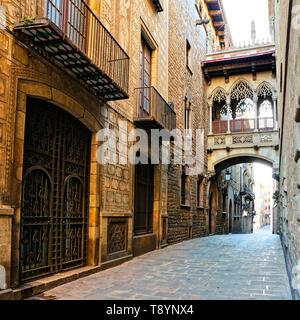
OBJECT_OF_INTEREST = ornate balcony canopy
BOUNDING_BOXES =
[204,0,231,48]
[202,46,276,83]
[13,0,129,101]
[134,87,176,131]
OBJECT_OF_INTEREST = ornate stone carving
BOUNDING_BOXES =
[260,135,273,143]
[211,88,227,103]
[214,136,226,145]
[107,218,127,254]
[232,135,253,144]
[231,81,254,100]
[257,82,273,98]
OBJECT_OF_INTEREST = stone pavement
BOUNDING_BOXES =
[34,228,292,300]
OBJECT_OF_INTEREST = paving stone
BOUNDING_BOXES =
[33,228,292,300]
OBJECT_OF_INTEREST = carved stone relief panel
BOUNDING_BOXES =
[107,218,127,254]
[232,135,253,144]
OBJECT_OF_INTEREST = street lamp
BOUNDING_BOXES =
[225,170,231,181]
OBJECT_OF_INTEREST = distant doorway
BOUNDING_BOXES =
[134,163,154,235]
[209,193,213,234]
[229,200,233,233]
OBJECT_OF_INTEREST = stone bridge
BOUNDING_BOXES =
[207,129,279,174]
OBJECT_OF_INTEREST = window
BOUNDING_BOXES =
[197,177,205,208]
[186,40,191,69]
[139,37,152,116]
[184,98,192,130]
[181,166,190,206]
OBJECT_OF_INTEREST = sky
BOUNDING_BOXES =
[222,0,271,45]
[253,163,273,189]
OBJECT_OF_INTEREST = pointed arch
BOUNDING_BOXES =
[230,80,254,101]
[256,81,274,98]
[209,87,227,102]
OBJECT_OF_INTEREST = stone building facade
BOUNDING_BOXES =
[254,181,272,230]
[221,164,255,235]
[0,0,226,297]
[167,0,207,244]
[202,21,279,235]
[0,0,173,294]
[274,0,300,299]
[166,0,227,243]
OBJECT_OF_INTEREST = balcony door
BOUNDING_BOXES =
[47,0,87,50]
[139,38,152,116]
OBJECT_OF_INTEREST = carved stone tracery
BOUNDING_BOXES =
[230,81,254,101]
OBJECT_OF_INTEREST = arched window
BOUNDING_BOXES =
[257,82,274,130]
[230,81,255,132]
[211,88,229,133]
[230,81,254,119]
[235,98,256,119]
[259,100,273,118]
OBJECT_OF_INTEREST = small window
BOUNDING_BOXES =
[197,177,204,208]
[186,40,191,69]
[181,166,190,206]
[185,98,192,130]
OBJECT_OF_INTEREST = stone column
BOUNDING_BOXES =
[226,97,231,134]
[273,96,278,130]
[208,100,213,135]
[253,94,258,132]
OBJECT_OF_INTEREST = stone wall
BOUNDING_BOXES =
[167,0,209,244]
[0,0,172,289]
[275,0,300,300]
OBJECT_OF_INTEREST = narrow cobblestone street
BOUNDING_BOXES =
[34,228,292,300]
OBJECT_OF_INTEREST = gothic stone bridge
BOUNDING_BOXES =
[203,43,279,174]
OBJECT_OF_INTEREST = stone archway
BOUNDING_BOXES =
[214,154,274,173]
[10,80,102,288]
[209,151,277,175]
[20,98,92,282]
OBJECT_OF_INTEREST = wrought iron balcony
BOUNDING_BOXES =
[240,185,255,200]
[14,0,129,101]
[134,87,176,131]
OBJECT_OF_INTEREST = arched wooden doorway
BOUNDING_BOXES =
[208,185,218,235]
[20,98,91,282]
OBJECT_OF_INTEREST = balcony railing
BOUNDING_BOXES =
[14,0,129,101]
[258,117,274,131]
[212,120,228,134]
[212,118,274,135]
[134,87,176,131]
[230,119,255,133]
